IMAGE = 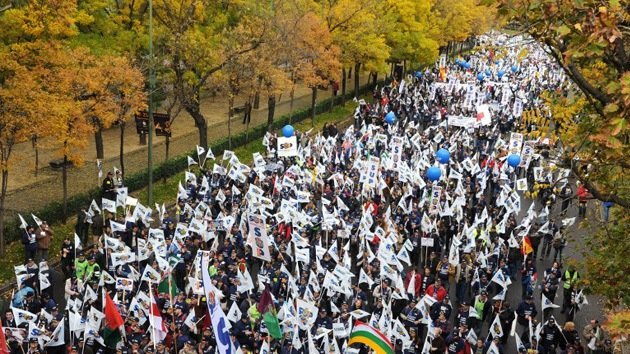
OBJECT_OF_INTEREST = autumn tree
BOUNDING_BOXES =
[501,0,629,307]
[0,55,47,255]
[154,0,265,149]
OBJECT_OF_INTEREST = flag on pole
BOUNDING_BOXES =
[521,235,534,255]
[103,290,124,348]
[187,156,198,167]
[17,214,28,229]
[348,321,395,354]
[489,314,504,339]
[542,294,560,311]
[0,318,10,354]
[149,290,167,344]
[201,254,235,354]
[257,286,283,339]
[31,214,43,228]
[74,233,82,250]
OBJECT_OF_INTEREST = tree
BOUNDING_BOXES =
[277,7,340,126]
[501,0,629,307]
[155,0,264,148]
[0,55,46,255]
[324,0,389,98]
[101,56,147,177]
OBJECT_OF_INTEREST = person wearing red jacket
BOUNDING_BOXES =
[576,182,592,217]
[405,269,422,297]
[426,279,448,302]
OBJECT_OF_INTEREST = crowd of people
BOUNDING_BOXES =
[4,33,613,354]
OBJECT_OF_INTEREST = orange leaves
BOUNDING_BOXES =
[0,40,145,166]
[602,309,630,340]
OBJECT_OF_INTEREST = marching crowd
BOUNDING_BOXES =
[4,34,613,354]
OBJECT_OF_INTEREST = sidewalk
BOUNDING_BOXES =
[3,74,372,215]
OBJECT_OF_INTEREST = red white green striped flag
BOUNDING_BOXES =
[348,321,394,354]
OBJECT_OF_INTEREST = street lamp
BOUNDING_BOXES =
[148,0,155,205]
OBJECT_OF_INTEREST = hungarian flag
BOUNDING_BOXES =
[149,291,168,343]
[257,286,282,339]
[0,318,9,354]
[103,290,124,348]
[521,235,534,255]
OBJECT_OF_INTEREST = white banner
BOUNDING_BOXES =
[247,214,271,262]
[277,136,298,157]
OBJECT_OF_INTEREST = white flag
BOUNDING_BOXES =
[489,314,504,339]
[31,214,43,228]
[45,320,64,347]
[227,301,242,323]
[110,220,127,234]
[18,214,28,229]
[74,233,82,250]
[205,147,215,161]
[542,293,560,311]
[196,145,205,157]
[187,156,198,167]
[101,198,117,213]
[141,265,162,283]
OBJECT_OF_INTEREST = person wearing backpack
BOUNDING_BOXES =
[21,226,37,263]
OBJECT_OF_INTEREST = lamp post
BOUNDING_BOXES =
[148,0,155,205]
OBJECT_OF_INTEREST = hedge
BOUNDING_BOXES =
[1,80,385,244]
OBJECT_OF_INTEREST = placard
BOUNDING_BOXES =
[277,136,298,157]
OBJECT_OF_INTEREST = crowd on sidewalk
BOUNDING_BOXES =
[4,34,613,354]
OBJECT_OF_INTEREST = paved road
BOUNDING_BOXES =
[437,195,604,353]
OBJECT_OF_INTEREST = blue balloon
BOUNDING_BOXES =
[463,62,471,69]
[485,69,491,77]
[495,60,499,65]
[498,70,505,78]
[282,124,294,137]
[426,166,442,182]
[511,65,519,73]
[436,148,450,164]
[477,73,485,81]
[385,111,396,124]
[415,71,423,78]
[507,154,521,168]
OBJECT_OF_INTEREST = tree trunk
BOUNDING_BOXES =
[165,136,170,161]
[253,90,260,109]
[267,95,276,130]
[329,86,335,112]
[373,72,379,88]
[119,122,125,179]
[348,67,352,79]
[228,97,234,149]
[164,135,170,183]
[341,68,347,105]
[390,62,394,79]
[311,87,317,127]
[94,127,104,159]
[288,83,296,124]
[185,104,208,148]
[354,62,361,98]
[62,154,68,224]
[32,135,38,177]
[245,97,252,143]
[0,169,8,256]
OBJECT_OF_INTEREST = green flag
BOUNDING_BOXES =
[263,310,282,340]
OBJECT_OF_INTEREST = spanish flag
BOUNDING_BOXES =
[521,235,534,255]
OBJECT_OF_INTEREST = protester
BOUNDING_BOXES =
[4,33,608,354]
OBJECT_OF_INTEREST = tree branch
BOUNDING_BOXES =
[570,163,630,208]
